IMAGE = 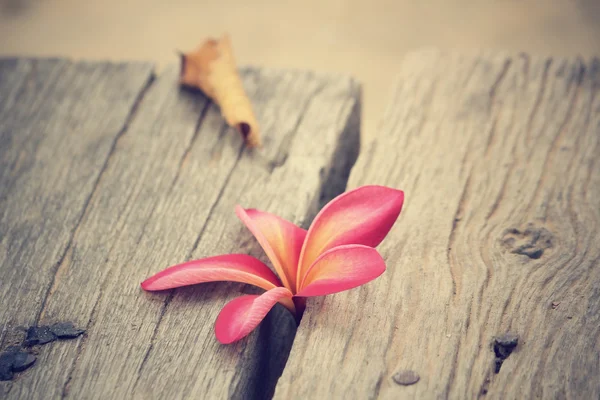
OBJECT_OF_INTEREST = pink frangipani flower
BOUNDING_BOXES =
[141,185,404,344]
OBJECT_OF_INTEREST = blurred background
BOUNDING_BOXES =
[1,0,599,139]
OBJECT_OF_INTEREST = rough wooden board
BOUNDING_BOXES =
[275,51,600,399]
[0,58,154,342]
[1,60,360,399]
[0,58,69,196]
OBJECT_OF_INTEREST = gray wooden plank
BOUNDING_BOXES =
[3,63,360,399]
[0,58,154,392]
[0,58,67,117]
[275,50,600,399]
[0,58,70,193]
[0,58,33,113]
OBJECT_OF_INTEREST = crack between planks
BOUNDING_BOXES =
[34,72,156,325]
[244,82,357,397]
[132,78,324,391]
[265,84,362,399]
[315,82,361,210]
[135,77,360,399]
[133,140,246,390]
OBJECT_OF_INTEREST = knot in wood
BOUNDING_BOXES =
[500,223,553,259]
[492,333,519,373]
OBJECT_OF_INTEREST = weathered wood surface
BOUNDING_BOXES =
[0,58,154,341]
[275,51,600,399]
[0,58,360,399]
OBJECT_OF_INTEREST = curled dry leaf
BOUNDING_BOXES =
[179,34,261,147]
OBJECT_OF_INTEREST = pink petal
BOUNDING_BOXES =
[235,206,307,292]
[296,244,386,297]
[141,254,282,292]
[297,185,403,284]
[215,287,294,344]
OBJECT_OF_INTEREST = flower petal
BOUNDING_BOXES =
[235,206,307,292]
[141,254,282,292]
[297,185,403,284]
[296,244,386,297]
[215,287,294,344]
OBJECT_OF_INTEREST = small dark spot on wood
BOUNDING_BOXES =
[0,353,14,381]
[49,322,85,339]
[4,346,21,353]
[0,322,84,381]
[567,316,573,319]
[551,301,560,310]
[500,223,553,259]
[492,333,518,373]
[392,370,420,386]
[0,349,36,381]
[11,352,36,372]
[493,358,503,374]
[23,323,85,346]
[268,153,289,172]
[24,326,56,346]
[480,377,491,395]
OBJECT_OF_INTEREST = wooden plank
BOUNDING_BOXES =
[275,51,600,399]
[0,58,154,345]
[0,59,35,113]
[0,58,70,194]
[2,63,360,399]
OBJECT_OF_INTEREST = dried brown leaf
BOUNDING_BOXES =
[179,34,261,147]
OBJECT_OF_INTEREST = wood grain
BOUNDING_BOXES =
[0,60,360,399]
[274,51,600,399]
[0,58,154,340]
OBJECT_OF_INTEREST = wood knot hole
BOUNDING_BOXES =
[500,223,553,259]
[492,333,519,373]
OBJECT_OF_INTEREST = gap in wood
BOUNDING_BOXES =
[252,91,361,400]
